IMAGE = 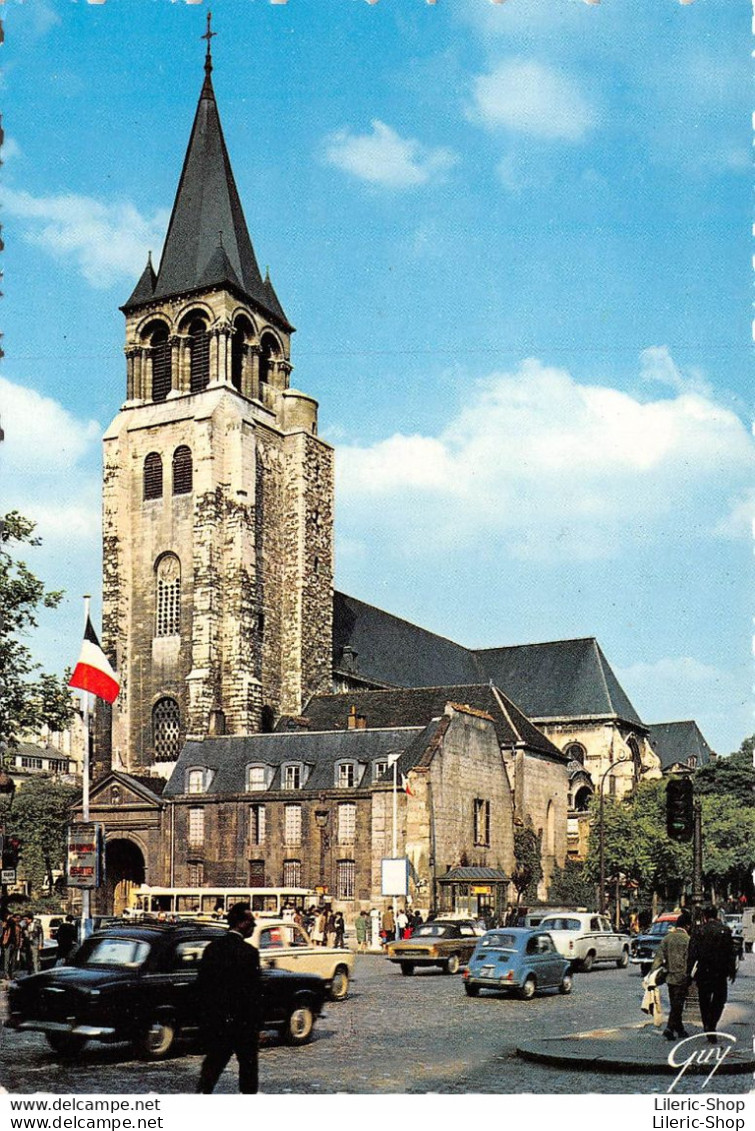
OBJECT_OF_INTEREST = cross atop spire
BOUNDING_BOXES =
[201,11,217,93]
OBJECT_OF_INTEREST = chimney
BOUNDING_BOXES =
[347,706,357,730]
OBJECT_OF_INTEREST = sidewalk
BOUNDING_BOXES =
[516,1013,755,1076]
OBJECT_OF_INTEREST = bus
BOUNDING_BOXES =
[128,885,316,921]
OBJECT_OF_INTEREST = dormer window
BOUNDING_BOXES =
[283,763,302,790]
[187,768,206,795]
[336,762,356,788]
[247,764,268,792]
[373,760,388,783]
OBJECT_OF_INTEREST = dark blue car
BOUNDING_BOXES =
[463,927,573,999]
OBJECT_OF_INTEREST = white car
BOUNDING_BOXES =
[538,912,630,971]
[249,919,354,1000]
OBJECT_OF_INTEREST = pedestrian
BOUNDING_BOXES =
[325,909,336,947]
[369,907,381,949]
[2,914,21,979]
[689,906,737,1043]
[196,902,261,1094]
[412,909,423,931]
[396,907,408,939]
[311,908,326,946]
[354,909,368,953]
[55,916,78,965]
[18,915,33,973]
[29,916,44,974]
[651,909,691,1041]
[333,911,346,949]
[381,907,395,944]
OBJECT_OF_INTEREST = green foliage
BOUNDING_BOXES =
[0,777,79,895]
[512,818,543,903]
[0,512,75,750]
[700,794,755,896]
[694,739,755,809]
[548,858,596,908]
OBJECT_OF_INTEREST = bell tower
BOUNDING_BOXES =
[101,21,334,774]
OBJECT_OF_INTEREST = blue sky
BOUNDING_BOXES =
[1,0,752,754]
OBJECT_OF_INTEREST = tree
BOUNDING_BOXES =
[511,818,543,905]
[548,858,596,908]
[0,511,75,751]
[694,738,755,809]
[0,776,79,894]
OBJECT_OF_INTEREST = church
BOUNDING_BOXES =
[84,31,699,920]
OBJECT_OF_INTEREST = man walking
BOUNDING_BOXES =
[651,909,691,1041]
[689,906,737,1043]
[196,902,261,1094]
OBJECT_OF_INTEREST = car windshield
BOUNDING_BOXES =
[540,918,581,931]
[480,933,519,950]
[76,936,151,968]
[412,924,449,938]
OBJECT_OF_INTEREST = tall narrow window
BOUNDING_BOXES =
[283,764,302,790]
[283,860,302,887]
[187,769,205,795]
[188,318,210,392]
[231,315,253,392]
[143,453,163,500]
[188,861,204,886]
[172,446,193,495]
[153,697,181,761]
[473,799,491,847]
[188,808,205,848]
[259,332,279,386]
[337,860,356,900]
[284,804,302,845]
[155,554,181,637]
[336,763,355,788]
[249,860,265,886]
[150,324,172,402]
[337,802,356,846]
[250,804,266,846]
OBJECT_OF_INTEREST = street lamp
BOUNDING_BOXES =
[314,809,330,896]
[598,754,629,916]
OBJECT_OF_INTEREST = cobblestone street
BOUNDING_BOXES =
[1,955,752,1096]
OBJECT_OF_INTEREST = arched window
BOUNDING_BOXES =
[231,315,254,392]
[172,446,193,495]
[188,318,210,393]
[155,554,181,637]
[259,332,280,386]
[152,697,181,761]
[143,453,163,500]
[573,785,593,812]
[149,323,172,403]
[564,742,586,765]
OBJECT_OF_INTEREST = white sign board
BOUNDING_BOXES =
[1,869,16,885]
[381,857,409,897]
[67,822,104,889]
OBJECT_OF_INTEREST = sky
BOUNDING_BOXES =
[1,0,752,756]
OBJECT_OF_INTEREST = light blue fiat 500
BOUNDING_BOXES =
[463,927,573,1000]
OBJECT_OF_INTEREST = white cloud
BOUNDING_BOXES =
[468,59,596,141]
[323,121,457,188]
[1,137,22,163]
[639,345,713,398]
[336,356,754,561]
[3,188,168,288]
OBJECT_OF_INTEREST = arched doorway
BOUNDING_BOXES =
[104,838,146,915]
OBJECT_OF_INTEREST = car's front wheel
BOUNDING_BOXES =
[284,1004,315,1046]
[46,1033,88,1058]
[617,949,629,969]
[329,966,349,1001]
[640,962,651,977]
[519,975,537,1000]
[464,982,480,997]
[138,1018,176,1060]
[400,962,414,976]
[559,973,573,995]
[443,954,460,975]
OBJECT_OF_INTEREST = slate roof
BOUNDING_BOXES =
[163,728,423,797]
[474,639,645,727]
[646,721,715,770]
[437,866,510,882]
[291,685,565,762]
[123,65,291,330]
[333,592,483,688]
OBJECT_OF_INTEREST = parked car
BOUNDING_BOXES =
[385,919,479,975]
[739,908,754,954]
[538,912,630,971]
[250,919,353,1001]
[463,928,573,999]
[722,914,745,962]
[6,921,327,1060]
[629,913,679,975]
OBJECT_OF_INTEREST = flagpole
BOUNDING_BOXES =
[81,595,91,944]
[392,758,398,938]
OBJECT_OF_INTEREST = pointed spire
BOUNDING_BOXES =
[123,16,292,330]
[124,251,157,308]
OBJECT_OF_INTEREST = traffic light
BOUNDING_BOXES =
[2,836,22,870]
[666,777,694,841]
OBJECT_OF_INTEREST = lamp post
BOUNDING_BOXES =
[598,755,628,916]
[314,809,330,897]
[0,764,17,916]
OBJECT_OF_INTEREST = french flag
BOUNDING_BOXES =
[69,617,120,704]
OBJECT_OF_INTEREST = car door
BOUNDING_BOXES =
[156,936,211,1033]
[589,916,608,961]
[457,923,479,964]
[535,933,561,987]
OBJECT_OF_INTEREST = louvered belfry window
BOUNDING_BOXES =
[153,697,181,761]
[172,446,193,495]
[155,554,181,637]
[143,453,163,500]
[150,326,172,402]
[189,319,210,392]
